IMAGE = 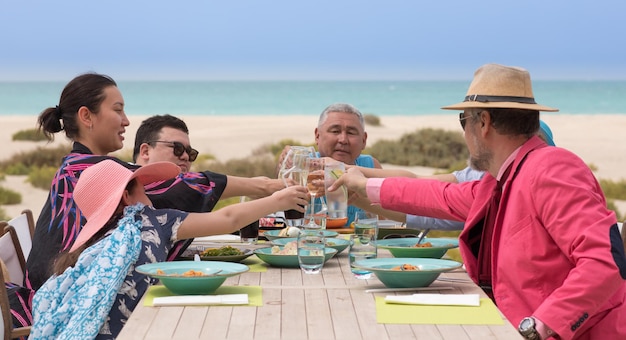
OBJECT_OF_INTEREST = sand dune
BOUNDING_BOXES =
[2,114,626,221]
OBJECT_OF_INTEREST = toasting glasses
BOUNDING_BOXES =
[279,146,315,227]
[304,157,326,229]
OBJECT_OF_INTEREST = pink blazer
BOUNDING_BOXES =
[378,136,626,339]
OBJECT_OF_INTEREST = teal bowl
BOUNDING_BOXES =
[254,246,337,268]
[377,237,459,259]
[271,237,350,255]
[352,258,462,288]
[136,261,249,295]
[263,229,338,241]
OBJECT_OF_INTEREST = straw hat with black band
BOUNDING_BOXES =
[441,63,559,112]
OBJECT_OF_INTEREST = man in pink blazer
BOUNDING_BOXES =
[330,64,626,340]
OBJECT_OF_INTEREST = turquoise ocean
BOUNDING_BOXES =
[1,81,625,117]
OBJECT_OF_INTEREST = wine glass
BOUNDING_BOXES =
[304,157,326,229]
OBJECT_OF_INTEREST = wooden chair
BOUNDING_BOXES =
[1,263,31,340]
[0,227,25,287]
[4,210,35,261]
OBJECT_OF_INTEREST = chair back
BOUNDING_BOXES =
[1,264,11,340]
[6,210,35,261]
[0,227,25,286]
[0,264,31,340]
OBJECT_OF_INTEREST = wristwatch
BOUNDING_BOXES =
[518,317,540,340]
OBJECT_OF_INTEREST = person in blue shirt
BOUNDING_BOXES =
[278,103,383,226]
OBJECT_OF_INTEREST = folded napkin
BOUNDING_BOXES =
[384,293,480,307]
[153,294,249,306]
[192,234,241,243]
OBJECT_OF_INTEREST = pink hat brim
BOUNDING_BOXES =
[70,160,180,252]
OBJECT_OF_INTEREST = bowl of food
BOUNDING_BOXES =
[253,242,338,268]
[180,245,254,263]
[326,217,348,229]
[351,258,462,288]
[263,228,338,241]
[136,261,249,295]
[376,237,459,259]
[270,237,350,255]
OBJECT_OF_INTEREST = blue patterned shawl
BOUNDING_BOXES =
[31,204,144,339]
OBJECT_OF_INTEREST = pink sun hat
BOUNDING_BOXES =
[70,159,181,252]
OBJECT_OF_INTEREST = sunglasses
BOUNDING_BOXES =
[149,140,199,162]
[459,112,470,130]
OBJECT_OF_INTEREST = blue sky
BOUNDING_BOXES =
[1,0,624,81]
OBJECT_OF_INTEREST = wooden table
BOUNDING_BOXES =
[117,241,521,340]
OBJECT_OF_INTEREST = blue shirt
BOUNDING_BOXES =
[406,167,485,231]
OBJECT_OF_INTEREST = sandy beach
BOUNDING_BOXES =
[2,114,626,220]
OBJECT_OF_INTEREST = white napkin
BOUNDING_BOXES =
[192,234,241,243]
[153,294,249,306]
[384,293,480,307]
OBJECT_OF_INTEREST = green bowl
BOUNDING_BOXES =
[271,237,350,255]
[136,261,249,295]
[352,258,462,288]
[254,246,337,268]
[377,237,459,259]
[263,229,338,241]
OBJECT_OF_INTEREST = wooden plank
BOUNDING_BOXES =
[142,306,183,339]
[172,307,208,339]
[280,288,307,338]
[199,306,233,339]
[326,289,361,339]
[304,288,335,339]
[255,288,282,339]
[117,305,159,339]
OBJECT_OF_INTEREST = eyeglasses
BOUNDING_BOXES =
[459,112,471,130]
[148,140,199,162]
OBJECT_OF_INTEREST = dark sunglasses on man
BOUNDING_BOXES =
[148,140,199,162]
[459,112,470,130]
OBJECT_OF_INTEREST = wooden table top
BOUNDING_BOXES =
[117,241,521,340]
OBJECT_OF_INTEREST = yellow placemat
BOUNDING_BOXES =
[241,256,267,272]
[375,297,504,325]
[144,285,263,306]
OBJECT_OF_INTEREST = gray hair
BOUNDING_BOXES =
[317,103,364,128]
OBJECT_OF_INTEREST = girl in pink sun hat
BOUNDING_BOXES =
[30,160,308,339]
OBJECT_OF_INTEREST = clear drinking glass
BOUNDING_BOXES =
[303,204,327,230]
[349,234,377,279]
[279,146,313,227]
[304,157,326,229]
[324,160,348,228]
[297,230,326,274]
[239,196,259,244]
[354,211,379,242]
